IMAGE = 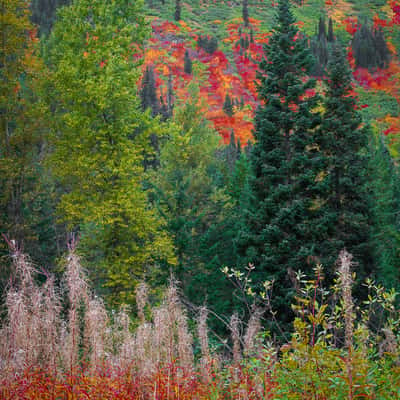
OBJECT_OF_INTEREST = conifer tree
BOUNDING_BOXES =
[221,130,241,173]
[352,22,390,70]
[0,0,59,270]
[46,0,175,305]
[327,17,334,42]
[167,73,174,117]
[374,27,391,68]
[184,50,192,74]
[318,16,326,40]
[223,94,234,116]
[315,43,373,283]
[369,136,400,289]
[310,16,335,76]
[140,66,160,117]
[175,0,181,21]
[243,0,249,27]
[30,0,70,35]
[237,0,320,327]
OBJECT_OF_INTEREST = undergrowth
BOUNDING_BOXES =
[0,243,399,399]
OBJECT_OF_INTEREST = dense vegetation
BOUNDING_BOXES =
[1,0,400,398]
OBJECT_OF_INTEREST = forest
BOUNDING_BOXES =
[1,0,400,398]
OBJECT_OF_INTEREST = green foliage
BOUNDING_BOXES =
[0,0,60,278]
[369,135,400,289]
[314,44,374,284]
[274,267,400,400]
[150,84,243,328]
[46,0,175,305]
[237,0,320,331]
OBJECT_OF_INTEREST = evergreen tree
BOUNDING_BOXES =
[184,50,192,75]
[30,0,70,36]
[369,135,400,289]
[175,0,181,21]
[318,16,326,40]
[243,0,249,27]
[140,66,160,117]
[46,0,175,305]
[167,73,174,117]
[374,27,391,68]
[219,130,240,173]
[315,43,373,283]
[310,33,328,76]
[197,35,218,54]
[223,94,234,116]
[352,21,390,70]
[237,0,320,330]
[310,16,335,77]
[0,0,60,273]
[352,23,376,69]
[327,17,334,42]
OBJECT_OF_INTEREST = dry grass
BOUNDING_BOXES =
[0,245,399,399]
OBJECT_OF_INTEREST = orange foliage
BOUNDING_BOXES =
[142,7,400,145]
[141,18,272,144]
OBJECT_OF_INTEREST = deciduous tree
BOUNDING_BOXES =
[46,0,175,305]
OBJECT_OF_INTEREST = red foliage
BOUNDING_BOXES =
[391,1,400,25]
[141,9,400,145]
[341,17,360,35]
[373,14,391,29]
[141,19,273,144]
[0,362,278,400]
[347,47,356,69]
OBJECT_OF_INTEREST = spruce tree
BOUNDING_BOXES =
[167,73,174,117]
[243,0,249,27]
[175,0,181,21]
[237,0,320,328]
[223,94,234,116]
[369,136,400,289]
[30,0,70,35]
[221,130,241,173]
[140,66,160,117]
[318,16,326,40]
[352,22,390,70]
[314,43,373,283]
[374,27,391,68]
[184,50,192,74]
[327,17,334,42]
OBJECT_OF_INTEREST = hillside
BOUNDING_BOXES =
[2,0,400,398]
[141,0,400,154]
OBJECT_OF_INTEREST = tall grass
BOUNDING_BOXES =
[0,244,399,399]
